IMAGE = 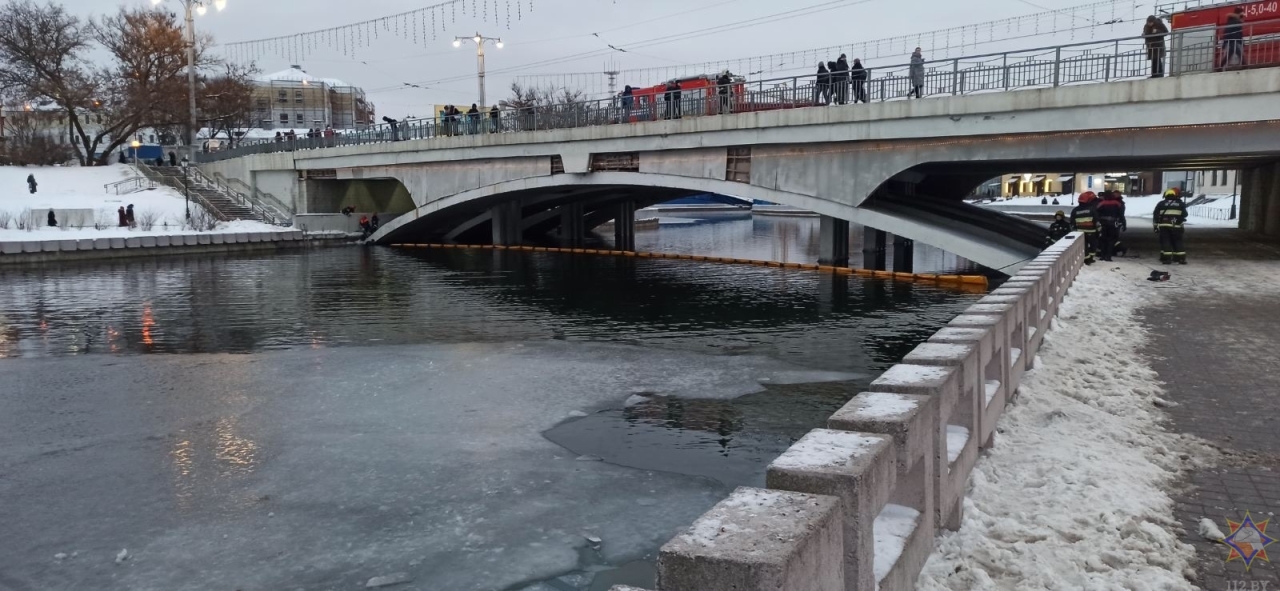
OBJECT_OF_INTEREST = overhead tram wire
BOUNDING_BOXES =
[379,0,877,92]
[512,0,1138,91]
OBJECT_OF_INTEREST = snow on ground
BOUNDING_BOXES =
[0,165,282,239]
[917,264,1214,590]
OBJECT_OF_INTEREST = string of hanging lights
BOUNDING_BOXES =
[221,0,535,64]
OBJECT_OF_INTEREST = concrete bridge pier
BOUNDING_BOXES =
[893,236,915,273]
[863,229,887,271]
[558,202,586,248]
[491,200,523,246]
[1241,161,1280,237]
[613,200,637,251]
[818,216,850,267]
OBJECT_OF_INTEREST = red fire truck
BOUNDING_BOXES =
[621,72,817,122]
[1166,0,1280,71]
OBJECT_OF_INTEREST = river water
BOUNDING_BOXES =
[0,213,981,591]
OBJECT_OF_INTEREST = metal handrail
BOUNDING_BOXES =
[103,176,155,195]
[198,16,1280,164]
[210,172,294,218]
[133,160,231,223]
[184,166,289,225]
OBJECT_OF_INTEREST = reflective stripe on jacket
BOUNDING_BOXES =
[1153,198,1186,228]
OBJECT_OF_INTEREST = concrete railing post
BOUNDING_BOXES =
[658,487,845,591]
[766,429,896,591]
[866,364,964,531]
[828,392,937,591]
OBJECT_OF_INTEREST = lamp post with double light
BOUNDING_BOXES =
[151,0,225,163]
[453,32,502,108]
[180,156,191,221]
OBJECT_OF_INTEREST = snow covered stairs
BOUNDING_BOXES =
[625,233,1087,591]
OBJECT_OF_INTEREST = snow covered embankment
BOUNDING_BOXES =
[918,267,1205,590]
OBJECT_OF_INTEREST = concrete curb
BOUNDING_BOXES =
[0,232,352,265]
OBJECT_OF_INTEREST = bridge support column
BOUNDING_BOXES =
[862,229,887,271]
[893,235,915,273]
[818,215,850,266]
[490,200,522,246]
[613,200,636,251]
[558,202,585,248]
[1264,163,1280,237]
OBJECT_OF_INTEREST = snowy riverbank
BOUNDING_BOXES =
[917,264,1213,589]
[1,165,282,239]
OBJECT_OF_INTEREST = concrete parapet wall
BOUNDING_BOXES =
[647,233,1086,591]
[0,232,347,266]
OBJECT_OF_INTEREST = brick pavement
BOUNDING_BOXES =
[1131,228,1280,590]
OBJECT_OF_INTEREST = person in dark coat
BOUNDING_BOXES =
[358,215,371,238]
[815,62,831,105]
[26,174,37,194]
[850,58,869,103]
[1047,210,1072,243]
[168,151,178,166]
[489,105,501,132]
[467,104,481,135]
[47,209,58,227]
[117,206,128,227]
[831,54,850,105]
[125,204,136,228]
[1094,191,1127,261]
[716,70,733,115]
[370,213,380,231]
[1220,8,1246,69]
[1143,16,1170,78]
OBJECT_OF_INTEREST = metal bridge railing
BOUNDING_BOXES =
[198,17,1280,164]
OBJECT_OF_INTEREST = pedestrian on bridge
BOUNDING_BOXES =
[716,71,733,114]
[815,62,831,105]
[909,48,925,99]
[832,55,850,105]
[1095,191,1127,261]
[1070,191,1099,264]
[1143,16,1169,78]
[1219,8,1246,70]
[1154,188,1188,264]
[850,59,869,103]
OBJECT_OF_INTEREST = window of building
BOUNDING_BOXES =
[295,90,304,103]
[277,90,287,103]
[1211,170,1218,185]
[295,113,304,124]
[279,113,289,124]
[256,98,268,107]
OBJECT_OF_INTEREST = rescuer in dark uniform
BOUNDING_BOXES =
[1047,210,1072,244]
[1153,188,1188,264]
[1094,191,1127,262]
[1071,191,1099,264]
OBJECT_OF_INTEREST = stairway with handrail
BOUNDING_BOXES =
[133,160,290,225]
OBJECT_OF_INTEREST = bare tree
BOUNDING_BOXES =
[0,110,73,165]
[0,2,215,165]
[199,62,259,148]
[500,82,585,110]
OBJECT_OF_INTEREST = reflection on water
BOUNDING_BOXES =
[0,213,986,591]
[616,211,978,273]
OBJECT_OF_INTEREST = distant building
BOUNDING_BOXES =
[1162,170,1239,195]
[252,65,375,131]
[985,172,1159,197]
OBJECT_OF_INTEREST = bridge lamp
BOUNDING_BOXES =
[453,32,503,108]
[151,0,226,163]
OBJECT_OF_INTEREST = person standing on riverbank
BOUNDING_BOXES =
[26,173,37,194]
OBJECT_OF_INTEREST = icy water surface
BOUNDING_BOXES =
[0,215,981,590]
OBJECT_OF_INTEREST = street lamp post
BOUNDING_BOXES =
[151,0,226,163]
[453,32,503,107]
[180,156,191,221]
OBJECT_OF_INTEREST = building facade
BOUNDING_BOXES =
[252,66,375,131]
[982,172,1160,198]
[1162,170,1239,196]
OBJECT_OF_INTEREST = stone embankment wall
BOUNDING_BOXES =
[0,230,349,265]
[612,232,1086,591]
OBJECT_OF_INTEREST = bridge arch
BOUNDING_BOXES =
[370,171,1040,271]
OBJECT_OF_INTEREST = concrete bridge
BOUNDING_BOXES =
[200,67,1280,273]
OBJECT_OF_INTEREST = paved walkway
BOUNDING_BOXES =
[1126,228,1280,589]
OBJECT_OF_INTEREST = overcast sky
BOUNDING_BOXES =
[55,0,1155,119]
